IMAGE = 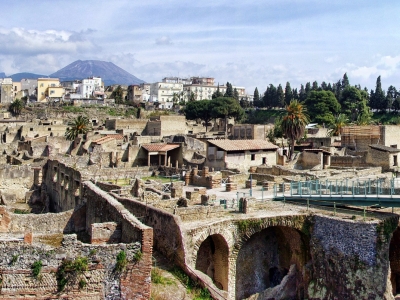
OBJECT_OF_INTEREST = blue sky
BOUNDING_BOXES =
[0,0,400,93]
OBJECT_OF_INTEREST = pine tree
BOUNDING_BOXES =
[253,87,260,106]
[341,73,350,89]
[233,88,239,101]
[299,84,307,102]
[277,84,285,107]
[284,82,293,105]
[212,84,223,99]
[374,76,386,111]
[224,82,233,98]
[312,81,318,91]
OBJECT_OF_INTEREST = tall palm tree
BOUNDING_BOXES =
[281,100,309,160]
[328,114,348,137]
[65,115,91,140]
[9,99,24,117]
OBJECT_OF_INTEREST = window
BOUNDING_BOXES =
[50,90,55,94]
[51,83,55,87]
[251,154,255,161]
[40,83,44,87]
[262,157,267,164]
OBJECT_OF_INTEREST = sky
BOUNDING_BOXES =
[0,0,400,94]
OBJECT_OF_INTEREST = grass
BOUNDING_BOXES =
[115,250,128,273]
[170,267,212,300]
[151,268,175,285]
[11,254,18,265]
[13,209,30,214]
[63,106,84,113]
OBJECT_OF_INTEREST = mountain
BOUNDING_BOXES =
[0,72,6,78]
[49,60,145,86]
[10,72,47,81]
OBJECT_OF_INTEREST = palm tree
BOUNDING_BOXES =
[328,114,348,137]
[65,115,92,140]
[9,99,24,117]
[281,100,309,160]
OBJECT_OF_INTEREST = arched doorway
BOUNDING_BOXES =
[235,226,310,299]
[390,227,400,296]
[195,234,229,291]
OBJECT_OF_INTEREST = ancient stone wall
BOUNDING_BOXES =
[296,151,322,169]
[308,215,396,299]
[0,234,145,299]
[112,194,185,265]
[0,164,35,203]
[330,155,366,168]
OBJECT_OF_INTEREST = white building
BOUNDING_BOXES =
[150,82,183,109]
[70,77,104,99]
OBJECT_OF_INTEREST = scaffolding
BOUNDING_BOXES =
[341,125,381,150]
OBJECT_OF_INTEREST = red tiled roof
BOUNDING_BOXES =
[208,139,278,151]
[106,134,124,140]
[93,136,115,145]
[141,143,180,152]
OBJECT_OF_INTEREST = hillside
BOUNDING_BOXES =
[50,60,145,86]
[10,72,46,81]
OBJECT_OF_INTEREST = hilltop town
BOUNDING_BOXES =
[1,70,400,300]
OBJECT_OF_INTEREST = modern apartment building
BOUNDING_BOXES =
[37,78,64,102]
[150,81,183,109]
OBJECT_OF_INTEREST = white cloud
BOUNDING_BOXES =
[0,27,97,56]
[155,36,173,45]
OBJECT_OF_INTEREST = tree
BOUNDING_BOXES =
[328,114,348,137]
[263,84,277,108]
[111,85,124,104]
[211,97,244,133]
[371,76,386,111]
[304,90,340,126]
[253,87,260,104]
[341,73,350,89]
[9,99,24,117]
[212,85,223,99]
[188,91,196,102]
[233,88,239,101]
[281,100,309,160]
[65,115,92,141]
[299,84,307,102]
[184,100,213,131]
[341,87,372,123]
[284,82,293,105]
[393,96,400,113]
[312,81,319,91]
[276,84,285,108]
[224,82,233,98]
[386,85,397,112]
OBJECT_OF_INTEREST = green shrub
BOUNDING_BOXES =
[31,260,42,278]
[115,251,128,273]
[134,250,142,261]
[151,268,175,285]
[56,257,89,291]
[11,254,19,265]
[79,279,87,289]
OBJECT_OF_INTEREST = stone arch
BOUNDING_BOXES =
[390,226,400,295]
[195,233,229,291]
[234,225,310,300]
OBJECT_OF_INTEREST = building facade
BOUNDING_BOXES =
[0,78,13,103]
[37,78,64,102]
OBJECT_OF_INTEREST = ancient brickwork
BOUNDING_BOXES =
[0,234,142,299]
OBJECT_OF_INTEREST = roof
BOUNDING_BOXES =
[93,136,116,145]
[303,149,332,155]
[369,144,400,153]
[208,139,278,151]
[141,143,180,152]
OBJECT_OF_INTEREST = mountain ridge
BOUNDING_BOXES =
[50,60,145,86]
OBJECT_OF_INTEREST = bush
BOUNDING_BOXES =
[31,260,42,278]
[115,251,128,273]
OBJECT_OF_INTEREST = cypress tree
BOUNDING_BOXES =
[284,82,293,105]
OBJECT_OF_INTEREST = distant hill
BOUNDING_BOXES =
[10,72,47,81]
[49,60,145,86]
[0,72,6,78]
